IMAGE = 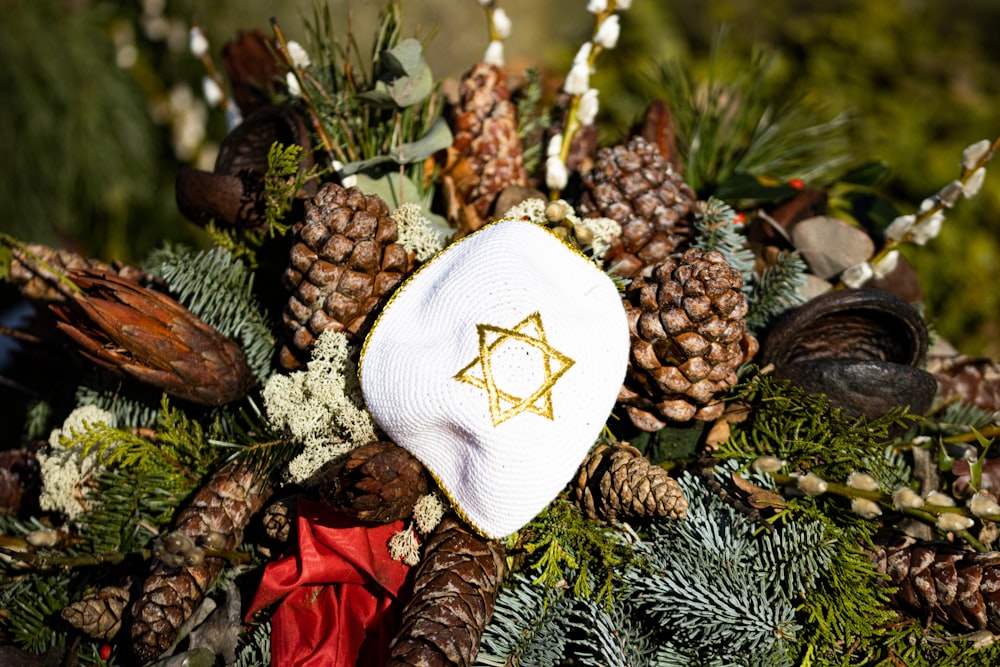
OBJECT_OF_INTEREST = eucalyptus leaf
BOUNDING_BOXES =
[353,172,422,210]
[341,118,452,173]
[359,38,433,108]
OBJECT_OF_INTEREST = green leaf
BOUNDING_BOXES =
[352,172,421,209]
[359,38,433,108]
[970,427,994,492]
[342,118,452,173]
[713,171,799,202]
[840,160,893,187]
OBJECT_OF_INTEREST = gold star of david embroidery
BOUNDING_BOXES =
[453,311,575,427]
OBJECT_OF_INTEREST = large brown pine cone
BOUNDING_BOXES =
[387,516,505,667]
[871,533,1000,634]
[280,183,416,369]
[445,63,530,233]
[579,135,698,278]
[573,443,687,523]
[619,248,758,429]
[318,440,430,523]
[130,461,270,663]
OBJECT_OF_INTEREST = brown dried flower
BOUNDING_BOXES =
[50,269,254,406]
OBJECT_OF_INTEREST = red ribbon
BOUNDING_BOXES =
[247,500,411,667]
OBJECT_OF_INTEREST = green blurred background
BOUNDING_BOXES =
[2,0,999,356]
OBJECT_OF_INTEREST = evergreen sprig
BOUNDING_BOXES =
[516,67,550,175]
[745,250,808,334]
[691,196,756,279]
[657,39,852,196]
[716,373,915,486]
[518,497,639,603]
[74,396,217,485]
[147,244,276,384]
[473,574,573,667]
[624,468,832,666]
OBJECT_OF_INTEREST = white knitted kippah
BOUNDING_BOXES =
[360,219,629,539]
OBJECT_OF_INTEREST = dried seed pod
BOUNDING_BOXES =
[130,461,270,663]
[61,585,130,640]
[387,517,505,667]
[319,441,430,523]
[50,270,255,406]
[758,288,937,418]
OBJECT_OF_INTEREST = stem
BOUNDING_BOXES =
[836,134,1000,289]
[271,18,337,158]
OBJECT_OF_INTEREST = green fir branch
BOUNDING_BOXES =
[147,244,276,384]
[625,468,821,666]
[232,621,272,667]
[692,197,756,277]
[567,597,660,667]
[745,250,808,334]
[81,466,193,554]
[474,574,573,667]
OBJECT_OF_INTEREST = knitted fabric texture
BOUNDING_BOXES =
[360,219,629,539]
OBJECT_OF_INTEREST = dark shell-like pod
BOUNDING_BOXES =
[758,288,938,418]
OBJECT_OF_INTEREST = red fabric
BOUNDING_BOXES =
[248,500,411,667]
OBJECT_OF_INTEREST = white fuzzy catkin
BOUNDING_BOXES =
[851,497,883,519]
[846,472,880,492]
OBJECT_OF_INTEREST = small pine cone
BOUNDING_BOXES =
[449,63,529,221]
[579,135,698,278]
[573,443,687,523]
[131,461,270,663]
[262,496,298,543]
[280,183,415,368]
[388,516,505,667]
[871,533,1000,634]
[929,354,1000,414]
[619,248,758,429]
[318,440,429,523]
[61,585,130,640]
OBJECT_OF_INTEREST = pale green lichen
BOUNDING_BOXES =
[262,330,376,484]
[412,492,446,536]
[37,405,115,523]
[392,202,447,262]
[388,524,421,566]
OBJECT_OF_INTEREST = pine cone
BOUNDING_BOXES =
[930,354,1000,414]
[388,516,505,667]
[871,533,1000,634]
[61,585,130,640]
[9,242,161,303]
[131,461,270,663]
[579,135,698,278]
[318,440,429,523]
[619,248,758,429]
[443,63,530,235]
[262,496,297,543]
[280,183,415,369]
[572,443,687,523]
